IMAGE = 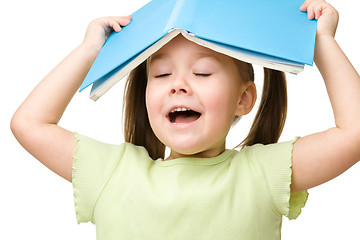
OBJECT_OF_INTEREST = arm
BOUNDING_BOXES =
[291,0,360,193]
[10,16,132,182]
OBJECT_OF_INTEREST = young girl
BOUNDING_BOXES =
[10,0,360,239]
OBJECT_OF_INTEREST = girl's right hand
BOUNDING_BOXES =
[83,16,132,52]
[11,16,130,182]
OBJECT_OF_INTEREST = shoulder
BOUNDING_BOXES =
[74,133,154,172]
[72,133,153,223]
[239,138,299,167]
[242,138,298,156]
[75,133,150,156]
[237,138,308,219]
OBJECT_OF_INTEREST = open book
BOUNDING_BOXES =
[80,0,317,101]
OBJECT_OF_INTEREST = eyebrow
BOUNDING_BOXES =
[148,53,167,64]
[194,52,222,63]
[148,51,221,64]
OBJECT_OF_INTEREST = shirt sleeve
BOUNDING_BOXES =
[247,138,309,220]
[72,132,126,224]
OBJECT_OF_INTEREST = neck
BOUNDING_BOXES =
[165,143,226,160]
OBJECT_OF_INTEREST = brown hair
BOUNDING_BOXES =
[239,67,287,147]
[123,60,287,159]
[123,61,165,159]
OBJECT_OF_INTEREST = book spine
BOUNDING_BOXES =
[163,0,186,32]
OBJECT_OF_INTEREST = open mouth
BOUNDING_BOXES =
[167,107,201,124]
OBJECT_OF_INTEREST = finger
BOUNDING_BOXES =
[300,0,311,12]
[314,4,323,20]
[106,16,132,32]
[110,16,132,27]
[107,19,122,32]
[306,2,316,19]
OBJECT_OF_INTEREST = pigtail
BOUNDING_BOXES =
[241,68,287,147]
[123,62,165,159]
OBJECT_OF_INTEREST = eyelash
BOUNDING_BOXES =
[195,73,211,77]
[155,73,171,78]
[154,73,211,78]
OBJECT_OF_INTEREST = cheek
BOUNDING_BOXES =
[203,84,240,127]
[205,84,238,112]
[145,85,151,111]
[145,83,162,122]
[145,85,155,116]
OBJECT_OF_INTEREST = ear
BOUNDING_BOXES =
[235,81,257,116]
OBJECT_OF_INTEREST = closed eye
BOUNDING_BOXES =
[194,73,211,77]
[155,73,172,78]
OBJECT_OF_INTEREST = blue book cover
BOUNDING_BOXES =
[80,0,317,101]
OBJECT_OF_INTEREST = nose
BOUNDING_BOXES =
[169,74,192,95]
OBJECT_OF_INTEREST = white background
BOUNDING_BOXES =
[1,0,359,239]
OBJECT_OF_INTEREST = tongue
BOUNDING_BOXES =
[175,114,199,124]
[172,111,201,124]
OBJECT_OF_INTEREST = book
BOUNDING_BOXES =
[80,0,317,101]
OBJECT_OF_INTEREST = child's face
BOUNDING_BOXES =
[146,35,251,160]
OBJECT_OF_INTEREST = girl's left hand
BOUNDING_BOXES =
[83,16,132,52]
[300,0,339,38]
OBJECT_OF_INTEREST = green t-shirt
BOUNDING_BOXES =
[72,133,308,240]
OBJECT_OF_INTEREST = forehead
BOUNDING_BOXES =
[149,35,224,63]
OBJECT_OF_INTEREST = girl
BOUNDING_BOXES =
[10,0,360,239]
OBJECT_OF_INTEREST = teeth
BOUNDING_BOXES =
[170,107,190,113]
